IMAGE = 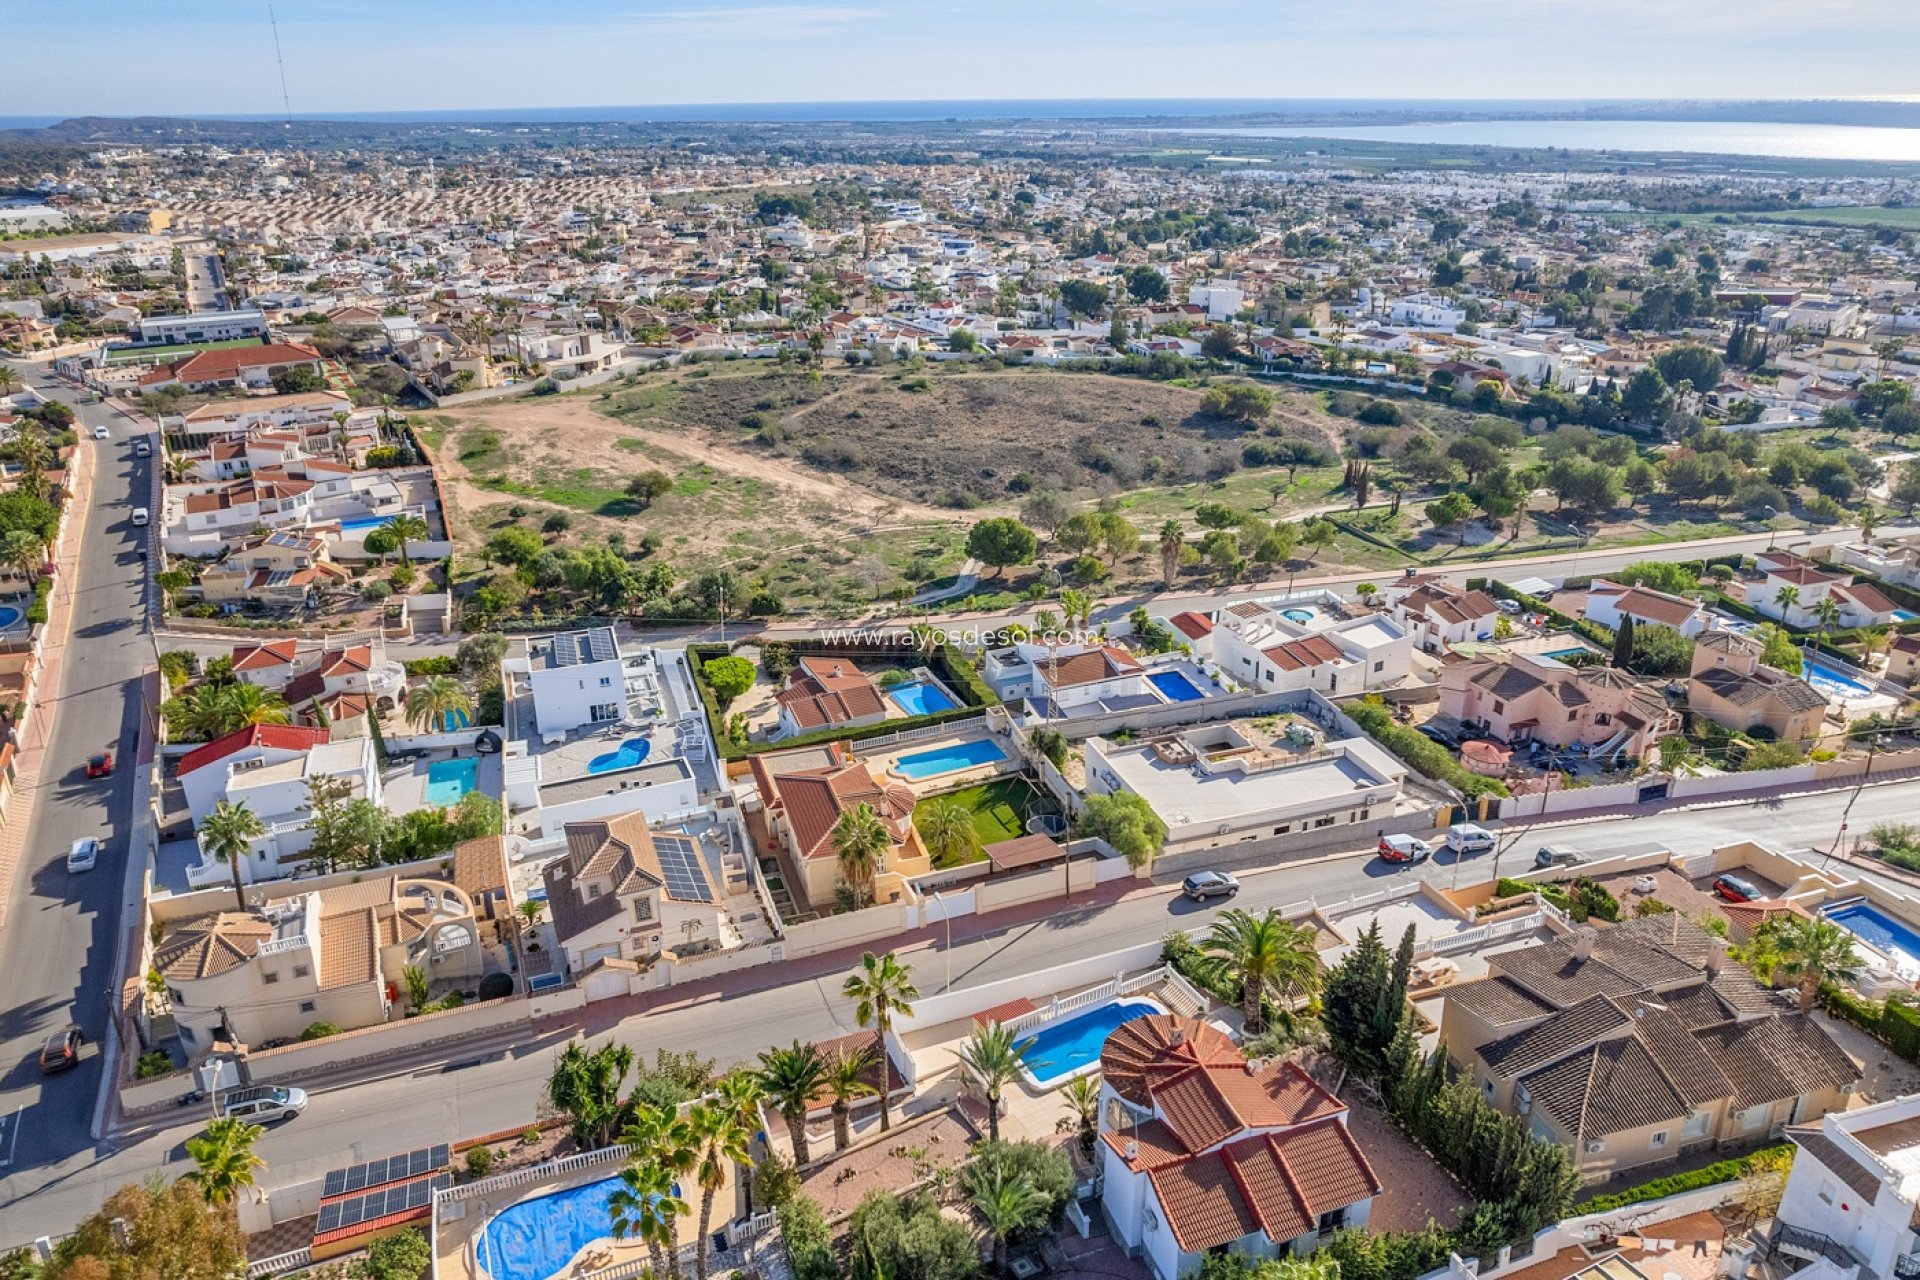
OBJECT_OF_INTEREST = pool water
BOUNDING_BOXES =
[1540,648,1592,661]
[440,708,471,732]
[1149,671,1206,703]
[1803,655,1875,699]
[1280,607,1319,624]
[0,606,21,629]
[480,1174,680,1280]
[894,738,1006,781]
[424,757,480,807]
[340,514,392,532]
[587,738,652,774]
[887,680,959,716]
[1021,998,1164,1086]
[1826,903,1920,976]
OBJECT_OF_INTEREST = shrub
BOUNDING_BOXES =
[300,1021,343,1041]
[358,1227,433,1280]
[135,1050,174,1079]
[362,579,394,601]
[778,1196,836,1280]
[465,1146,495,1178]
[1346,698,1508,798]
[1576,1145,1793,1214]
[702,654,756,703]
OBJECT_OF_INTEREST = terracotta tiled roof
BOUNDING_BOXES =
[177,724,329,776]
[1609,585,1701,629]
[1785,1122,1880,1205]
[1168,612,1214,640]
[1521,1036,1691,1144]
[319,644,372,676]
[1149,1118,1380,1253]
[777,762,913,862]
[1036,646,1141,690]
[153,912,272,980]
[231,639,299,671]
[1443,976,1557,1026]
[318,909,376,990]
[1259,633,1345,672]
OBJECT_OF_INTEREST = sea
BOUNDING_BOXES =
[1149,119,1920,163]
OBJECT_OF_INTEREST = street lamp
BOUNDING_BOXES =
[1762,507,1780,551]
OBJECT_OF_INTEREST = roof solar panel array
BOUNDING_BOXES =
[314,1173,449,1235]
[655,833,714,903]
[321,1145,450,1199]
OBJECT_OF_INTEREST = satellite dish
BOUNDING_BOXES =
[1104,1096,1124,1132]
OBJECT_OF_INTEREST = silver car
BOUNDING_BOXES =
[1181,871,1241,901]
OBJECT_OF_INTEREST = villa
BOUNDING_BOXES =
[540,811,729,975]
[773,656,888,738]
[1744,559,1904,630]
[744,740,931,910]
[178,727,382,886]
[1775,1094,1920,1280]
[1437,651,1678,766]
[1583,580,1710,638]
[1384,579,1502,652]
[1212,598,1411,694]
[1097,1013,1380,1279]
[1687,630,1829,742]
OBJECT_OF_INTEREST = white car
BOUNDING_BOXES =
[66,837,100,873]
[91,426,110,440]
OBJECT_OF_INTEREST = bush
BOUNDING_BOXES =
[135,1050,174,1079]
[779,1196,836,1280]
[404,656,459,677]
[1576,1145,1793,1214]
[464,1146,495,1178]
[702,654,756,703]
[362,579,394,601]
[1346,698,1508,798]
[300,1021,343,1041]
[356,1227,433,1280]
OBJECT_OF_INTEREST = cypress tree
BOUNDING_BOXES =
[1613,613,1636,670]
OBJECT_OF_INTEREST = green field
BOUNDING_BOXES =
[104,336,265,364]
[914,777,1060,863]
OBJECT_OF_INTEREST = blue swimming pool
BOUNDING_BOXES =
[1020,998,1164,1087]
[588,738,652,774]
[1149,671,1206,703]
[440,707,471,732]
[888,680,959,716]
[0,606,21,629]
[480,1174,680,1280]
[340,514,392,532]
[893,738,1006,781]
[1896,610,1920,624]
[1280,607,1319,625]
[424,757,479,807]
[1540,648,1592,661]
[1804,655,1875,699]
[1827,903,1920,976]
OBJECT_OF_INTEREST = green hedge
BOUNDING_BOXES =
[1824,987,1920,1061]
[686,640,1001,761]
[1482,580,1616,651]
[1347,698,1508,798]
[24,578,50,626]
[404,656,458,676]
[1574,1144,1793,1214]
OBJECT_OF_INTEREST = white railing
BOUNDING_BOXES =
[435,1141,631,1204]
[255,934,310,958]
[1003,978,1120,1035]
[728,1210,777,1246]
[1157,967,1210,1018]
[248,1247,313,1278]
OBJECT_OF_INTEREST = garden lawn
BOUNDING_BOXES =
[914,777,1057,857]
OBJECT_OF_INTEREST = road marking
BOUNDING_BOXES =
[0,1105,22,1167]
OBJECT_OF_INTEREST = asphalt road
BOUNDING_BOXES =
[184,253,226,312]
[0,366,154,1234]
[1,770,1917,1245]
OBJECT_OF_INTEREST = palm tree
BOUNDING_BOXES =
[686,1101,751,1280]
[824,1040,879,1151]
[843,952,917,1133]
[1774,917,1862,1010]
[829,802,890,907]
[712,1070,767,1211]
[755,1040,826,1165]
[381,512,430,564]
[1060,1074,1101,1159]
[0,366,17,397]
[608,1160,689,1280]
[1200,908,1321,1035]
[1773,584,1801,622]
[200,799,266,911]
[405,674,473,732]
[956,1022,1033,1144]
[1812,596,1843,647]
[184,1116,266,1205]
[965,1164,1050,1276]
[1157,521,1184,587]
[0,529,42,589]
[549,1041,635,1149]
[189,683,289,739]
[915,798,978,869]
[1059,588,1092,632]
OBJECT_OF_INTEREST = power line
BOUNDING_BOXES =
[265,1,293,129]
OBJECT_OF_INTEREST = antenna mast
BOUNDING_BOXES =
[266,1,294,128]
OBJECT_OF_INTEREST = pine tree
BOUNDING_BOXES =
[1612,613,1636,670]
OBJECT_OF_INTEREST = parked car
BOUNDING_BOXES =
[1712,873,1763,904]
[38,1025,83,1074]
[1445,824,1496,855]
[134,440,151,458]
[85,751,113,779]
[217,1085,307,1123]
[1416,724,1460,749]
[1181,870,1241,902]
[1378,834,1433,863]
[1497,599,1523,614]
[66,837,100,873]
[90,426,110,440]
[1534,844,1586,870]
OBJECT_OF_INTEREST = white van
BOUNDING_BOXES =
[1444,823,1495,855]
[218,1085,307,1123]
[131,508,149,526]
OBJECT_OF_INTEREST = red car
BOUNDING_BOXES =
[84,752,113,779]
[1713,874,1762,903]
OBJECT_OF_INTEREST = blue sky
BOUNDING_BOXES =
[10,0,1919,118]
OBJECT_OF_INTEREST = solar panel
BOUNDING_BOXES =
[586,628,617,662]
[654,834,714,904]
[314,1174,448,1235]
[322,1146,450,1200]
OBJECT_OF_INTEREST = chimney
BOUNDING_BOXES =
[1572,931,1593,961]
[1706,937,1729,978]
[1170,1024,1185,1047]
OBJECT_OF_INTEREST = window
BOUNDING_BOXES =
[292,965,310,979]
[1273,825,1290,836]
[633,897,654,923]
[1650,1130,1669,1149]
[1596,713,1612,727]
[587,883,602,900]
[1568,710,1578,722]
[1818,1179,1837,1206]
[599,676,613,687]
[590,702,620,722]
[299,1001,316,1014]
[1493,700,1505,714]
[1313,816,1335,829]
[169,986,185,1005]
[179,1025,196,1046]
[1373,660,1385,672]
[262,970,280,985]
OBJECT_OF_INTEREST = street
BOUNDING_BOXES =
[1,755,1918,1244]
[0,364,155,1236]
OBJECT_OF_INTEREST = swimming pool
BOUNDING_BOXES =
[424,758,480,807]
[1826,902,1920,977]
[1896,611,1920,624]
[479,1174,680,1280]
[587,738,652,774]
[1019,998,1165,1088]
[893,739,1006,781]
[0,605,21,629]
[1149,671,1206,703]
[887,680,960,716]
[1540,648,1592,661]
[440,708,471,732]
[339,514,392,533]
[1280,607,1320,625]
[1804,655,1875,700]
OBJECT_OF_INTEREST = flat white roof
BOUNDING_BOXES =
[1102,739,1401,829]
